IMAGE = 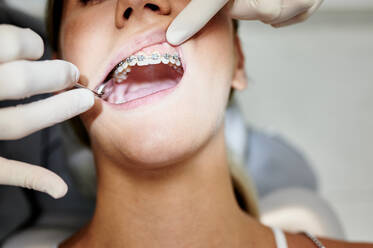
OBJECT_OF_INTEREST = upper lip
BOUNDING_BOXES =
[94,27,182,88]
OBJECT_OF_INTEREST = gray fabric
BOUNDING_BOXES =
[246,129,318,197]
[0,2,46,37]
[225,102,318,198]
[0,187,30,242]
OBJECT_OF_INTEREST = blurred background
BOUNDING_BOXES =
[237,0,373,242]
[2,0,373,243]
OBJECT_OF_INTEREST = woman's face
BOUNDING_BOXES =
[60,0,245,168]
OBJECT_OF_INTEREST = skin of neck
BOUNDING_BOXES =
[61,125,273,248]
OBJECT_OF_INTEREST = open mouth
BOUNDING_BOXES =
[95,43,184,105]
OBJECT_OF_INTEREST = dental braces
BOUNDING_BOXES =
[113,52,182,83]
[95,52,182,97]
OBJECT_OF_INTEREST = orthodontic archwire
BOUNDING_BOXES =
[73,53,181,98]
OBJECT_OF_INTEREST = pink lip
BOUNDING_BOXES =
[94,28,185,89]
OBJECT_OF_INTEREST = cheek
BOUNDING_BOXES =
[197,13,235,83]
[60,7,115,77]
[185,12,235,114]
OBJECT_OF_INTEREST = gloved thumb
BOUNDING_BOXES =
[167,0,229,45]
[230,0,282,21]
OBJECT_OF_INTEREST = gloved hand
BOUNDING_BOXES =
[167,0,323,45]
[0,25,95,199]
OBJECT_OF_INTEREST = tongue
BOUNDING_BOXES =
[110,80,177,104]
[107,64,182,104]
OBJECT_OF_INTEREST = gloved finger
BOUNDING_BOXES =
[166,0,228,45]
[267,0,315,25]
[271,0,323,27]
[230,0,282,22]
[0,156,67,199]
[0,60,80,101]
[271,11,309,27]
[0,25,44,63]
[0,89,94,140]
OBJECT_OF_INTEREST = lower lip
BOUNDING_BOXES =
[102,83,179,111]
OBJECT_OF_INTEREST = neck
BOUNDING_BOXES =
[62,127,271,248]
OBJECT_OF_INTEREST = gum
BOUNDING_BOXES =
[134,42,179,57]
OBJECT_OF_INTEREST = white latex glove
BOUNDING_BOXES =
[167,0,323,45]
[0,25,95,199]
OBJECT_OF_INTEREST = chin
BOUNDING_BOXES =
[89,127,207,170]
[88,100,220,170]
[119,139,200,170]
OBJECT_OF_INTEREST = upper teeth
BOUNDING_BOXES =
[113,52,182,83]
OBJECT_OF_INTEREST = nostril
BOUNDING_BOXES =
[123,7,133,19]
[144,3,160,12]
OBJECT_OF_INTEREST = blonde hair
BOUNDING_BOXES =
[228,149,260,218]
